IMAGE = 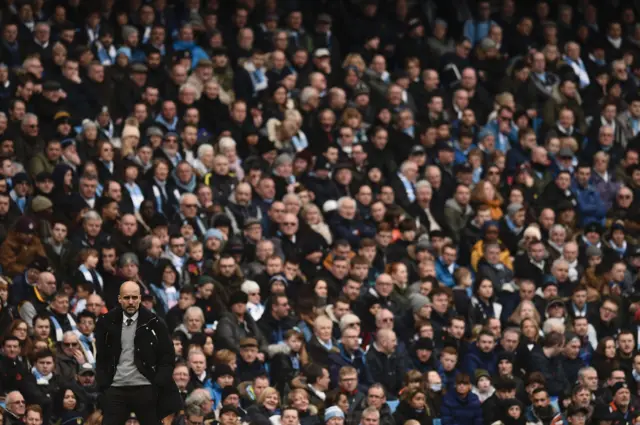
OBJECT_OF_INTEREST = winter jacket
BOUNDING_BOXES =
[328,343,373,390]
[365,344,406,397]
[257,313,297,345]
[328,215,376,250]
[393,400,433,425]
[527,347,568,397]
[477,258,515,291]
[443,199,474,243]
[441,391,483,425]
[471,240,513,272]
[215,312,267,354]
[435,257,459,288]
[0,231,47,278]
[462,343,498,377]
[573,182,607,227]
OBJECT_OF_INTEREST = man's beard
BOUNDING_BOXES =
[534,405,555,421]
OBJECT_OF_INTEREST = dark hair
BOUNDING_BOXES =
[304,363,326,385]
[34,349,55,361]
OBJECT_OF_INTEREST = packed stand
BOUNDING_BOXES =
[5,1,640,425]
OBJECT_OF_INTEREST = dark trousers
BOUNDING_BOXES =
[103,385,157,425]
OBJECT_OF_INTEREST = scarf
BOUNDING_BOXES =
[125,182,144,211]
[608,37,622,49]
[291,131,309,151]
[609,239,627,256]
[79,264,104,292]
[75,331,96,365]
[563,55,590,88]
[32,367,53,385]
[397,172,416,202]
[49,312,77,342]
[504,215,523,234]
[173,170,196,192]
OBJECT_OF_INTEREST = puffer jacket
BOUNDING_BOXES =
[441,391,483,425]
[0,231,47,278]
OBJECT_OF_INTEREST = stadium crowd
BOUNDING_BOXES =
[5,1,640,425]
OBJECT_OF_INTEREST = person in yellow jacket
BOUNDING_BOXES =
[470,221,513,271]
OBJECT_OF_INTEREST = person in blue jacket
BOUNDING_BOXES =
[441,373,483,425]
[572,162,607,227]
[462,330,498,377]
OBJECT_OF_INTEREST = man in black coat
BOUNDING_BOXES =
[528,331,569,398]
[365,329,406,401]
[95,281,182,425]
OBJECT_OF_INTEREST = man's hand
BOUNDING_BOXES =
[73,350,86,364]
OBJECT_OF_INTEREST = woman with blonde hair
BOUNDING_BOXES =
[508,300,541,327]
[520,317,542,346]
[301,203,332,245]
[342,53,366,75]
[247,386,281,421]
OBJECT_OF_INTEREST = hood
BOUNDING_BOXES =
[267,342,291,358]
[551,84,582,105]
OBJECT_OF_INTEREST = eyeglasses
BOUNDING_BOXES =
[381,318,394,323]
[63,342,79,348]
[183,204,198,208]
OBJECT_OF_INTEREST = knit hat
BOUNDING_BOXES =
[497,351,515,363]
[414,337,434,351]
[197,275,216,287]
[120,253,139,267]
[410,294,431,314]
[221,387,241,402]
[205,228,224,241]
[611,382,629,396]
[121,124,140,140]
[219,405,240,417]
[121,25,138,41]
[116,46,132,59]
[507,203,524,217]
[146,126,164,138]
[212,364,234,381]
[14,216,36,234]
[228,291,248,307]
[586,245,602,258]
[474,369,491,383]
[31,195,53,213]
[324,406,345,423]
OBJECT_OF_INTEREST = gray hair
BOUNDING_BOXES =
[197,144,214,158]
[551,258,569,271]
[184,404,203,417]
[218,137,236,152]
[578,366,597,381]
[184,306,205,326]
[300,87,319,105]
[241,280,260,294]
[415,180,432,191]
[186,388,211,408]
[82,210,102,223]
[542,318,565,335]
[337,196,355,210]
[21,113,38,126]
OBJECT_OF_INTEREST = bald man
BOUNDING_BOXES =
[95,281,181,425]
